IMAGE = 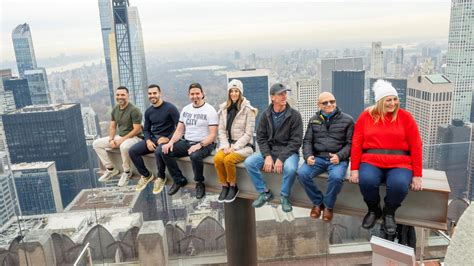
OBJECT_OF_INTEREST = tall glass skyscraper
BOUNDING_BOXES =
[98,0,115,106]
[332,70,365,120]
[11,23,37,78]
[111,0,148,114]
[24,68,51,105]
[227,69,270,127]
[3,78,32,109]
[447,0,474,122]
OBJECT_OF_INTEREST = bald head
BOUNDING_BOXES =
[318,92,335,102]
[318,92,337,114]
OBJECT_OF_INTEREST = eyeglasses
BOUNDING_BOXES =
[320,100,336,106]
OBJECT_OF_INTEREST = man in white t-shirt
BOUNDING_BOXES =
[162,83,218,199]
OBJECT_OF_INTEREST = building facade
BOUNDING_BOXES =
[11,162,63,215]
[293,79,320,127]
[112,0,148,114]
[447,0,474,122]
[98,0,116,106]
[318,57,364,92]
[24,68,51,105]
[406,75,454,168]
[369,42,384,78]
[332,71,365,120]
[11,23,37,78]
[0,153,16,226]
[3,78,32,109]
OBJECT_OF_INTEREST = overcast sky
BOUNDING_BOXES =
[0,0,450,62]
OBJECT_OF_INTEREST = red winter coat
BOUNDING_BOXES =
[350,109,423,177]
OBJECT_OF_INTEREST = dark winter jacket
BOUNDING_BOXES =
[257,103,303,162]
[302,107,354,161]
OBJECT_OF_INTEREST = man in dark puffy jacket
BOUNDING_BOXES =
[297,92,354,222]
[244,83,303,213]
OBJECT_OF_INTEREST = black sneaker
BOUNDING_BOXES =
[196,182,206,199]
[217,186,229,203]
[167,180,188,196]
[224,186,239,203]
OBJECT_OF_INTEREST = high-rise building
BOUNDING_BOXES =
[12,161,63,215]
[369,78,408,108]
[393,46,404,78]
[3,104,88,170]
[332,71,365,120]
[0,84,16,153]
[0,69,12,81]
[447,0,474,122]
[293,79,320,127]
[111,0,148,114]
[0,152,17,226]
[435,119,470,199]
[3,104,92,207]
[11,23,37,78]
[369,42,384,78]
[227,69,270,126]
[98,0,115,106]
[3,78,32,109]
[318,57,364,92]
[81,106,101,137]
[24,68,51,105]
[406,75,454,168]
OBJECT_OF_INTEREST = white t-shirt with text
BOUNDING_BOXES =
[179,102,218,142]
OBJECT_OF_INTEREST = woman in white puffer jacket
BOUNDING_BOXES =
[214,79,257,203]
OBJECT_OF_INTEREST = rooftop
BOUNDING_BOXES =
[11,161,55,171]
[425,74,451,84]
[65,186,141,212]
[7,103,77,114]
[12,23,30,36]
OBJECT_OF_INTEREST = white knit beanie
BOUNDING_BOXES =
[373,79,398,102]
[227,79,243,93]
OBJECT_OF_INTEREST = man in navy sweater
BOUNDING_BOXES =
[129,84,179,194]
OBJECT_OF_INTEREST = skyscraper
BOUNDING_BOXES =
[293,79,320,127]
[369,42,384,78]
[24,68,51,105]
[12,161,63,215]
[435,119,470,199]
[332,71,365,120]
[446,0,474,122]
[3,104,91,206]
[11,23,37,78]
[406,75,454,168]
[0,152,17,226]
[98,0,115,106]
[111,0,148,113]
[81,106,101,137]
[226,69,270,126]
[3,78,32,109]
[318,57,364,92]
[393,46,404,78]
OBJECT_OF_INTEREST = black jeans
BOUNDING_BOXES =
[128,140,166,179]
[162,139,215,185]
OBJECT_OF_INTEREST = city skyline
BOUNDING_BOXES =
[1,0,450,64]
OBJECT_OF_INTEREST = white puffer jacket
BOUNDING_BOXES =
[217,97,257,157]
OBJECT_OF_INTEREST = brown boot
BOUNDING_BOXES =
[310,204,324,219]
[322,208,333,222]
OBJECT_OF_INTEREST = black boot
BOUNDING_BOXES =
[382,205,397,235]
[362,203,382,229]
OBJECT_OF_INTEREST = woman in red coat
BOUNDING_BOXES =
[349,79,422,235]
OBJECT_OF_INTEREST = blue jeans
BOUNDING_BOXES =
[244,153,299,197]
[297,157,348,209]
[358,163,412,209]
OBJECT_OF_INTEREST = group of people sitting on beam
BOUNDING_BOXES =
[92,78,422,236]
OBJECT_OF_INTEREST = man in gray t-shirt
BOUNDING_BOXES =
[161,83,218,199]
[93,86,142,186]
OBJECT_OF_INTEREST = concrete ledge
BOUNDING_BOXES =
[105,149,450,230]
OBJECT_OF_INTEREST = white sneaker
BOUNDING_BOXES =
[98,168,120,182]
[118,171,132,187]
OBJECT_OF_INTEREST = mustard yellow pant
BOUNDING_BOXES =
[213,150,245,184]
